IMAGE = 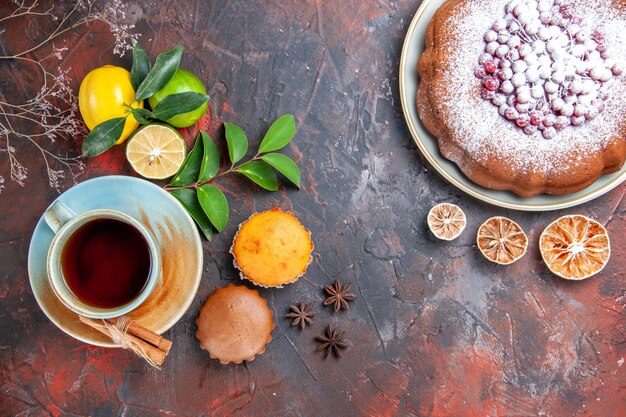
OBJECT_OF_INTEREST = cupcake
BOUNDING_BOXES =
[230,208,313,288]
[195,284,275,365]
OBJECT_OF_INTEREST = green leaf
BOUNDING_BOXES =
[130,44,151,91]
[134,45,183,101]
[261,153,301,188]
[170,189,212,240]
[224,122,248,164]
[198,132,220,182]
[129,107,154,124]
[152,92,209,121]
[197,184,229,232]
[168,133,203,186]
[236,161,278,191]
[258,114,296,153]
[82,117,126,157]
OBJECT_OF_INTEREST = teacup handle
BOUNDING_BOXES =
[43,201,76,233]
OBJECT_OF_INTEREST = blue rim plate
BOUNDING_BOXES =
[28,175,203,347]
[399,0,626,211]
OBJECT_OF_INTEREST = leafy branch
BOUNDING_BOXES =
[166,115,300,240]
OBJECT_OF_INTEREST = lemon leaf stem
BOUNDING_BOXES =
[258,114,296,153]
[82,116,126,157]
[197,184,229,232]
[198,132,220,182]
[170,188,213,240]
[261,153,301,188]
[151,92,209,121]
[134,45,183,101]
[224,122,249,164]
[130,43,151,91]
[168,131,204,187]
[236,161,279,191]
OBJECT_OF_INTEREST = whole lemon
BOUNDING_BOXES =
[148,68,208,128]
[78,65,143,144]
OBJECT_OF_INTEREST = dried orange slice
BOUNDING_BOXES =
[539,215,610,280]
[477,216,528,265]
[427,203,466,240]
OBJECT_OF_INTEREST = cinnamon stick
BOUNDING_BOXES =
[79,316,168,366]
[105,317,172,353]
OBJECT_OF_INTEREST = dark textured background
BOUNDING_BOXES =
[1,1,625,416]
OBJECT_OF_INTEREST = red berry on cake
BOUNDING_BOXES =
[554,115,570,129]
[571,115,585,126]
[482,76,500,91]
[479,53,492,65]
[493,18,507,31]
[516,114,530,127]
[515,102,530,114]
[481,89,496,100]
[500,80,515,94]
[573,104,586,117]
[484,30,498,43]
[486,41,499,55]
[561,103,574,117]
[511,73,526,87]
[497,68,513,81]
[542,126,557,139]
[529,111,543,125]
[504,108,518,120]
[484,61,497,73]
[492,94,506,106]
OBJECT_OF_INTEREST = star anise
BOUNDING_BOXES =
[315,325,348,359]
[323,280,356,312]
[285,302,317,330]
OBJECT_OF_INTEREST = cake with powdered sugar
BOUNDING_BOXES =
[417,0,626,197]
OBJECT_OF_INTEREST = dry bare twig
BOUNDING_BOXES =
[0,0,139,193]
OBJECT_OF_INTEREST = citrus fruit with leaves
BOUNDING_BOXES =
[427,203,466,240]
[126,124,186,179]
[148,69,208,128]
[78,65,143,144]
[539,215,610,280]
[477,216,528,265]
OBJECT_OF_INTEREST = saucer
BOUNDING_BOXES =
[28,175,203,347]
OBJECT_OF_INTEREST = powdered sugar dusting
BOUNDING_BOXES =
[436,0,626,174]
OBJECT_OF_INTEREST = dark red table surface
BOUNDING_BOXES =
[1,1,625,416]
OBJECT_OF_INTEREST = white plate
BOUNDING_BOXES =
[399,0,626,211]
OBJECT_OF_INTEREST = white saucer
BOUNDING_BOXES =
[28,176,203,347]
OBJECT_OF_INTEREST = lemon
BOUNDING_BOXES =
[78,65,143,144]
[148,68,208,128]
[126,124,186,179]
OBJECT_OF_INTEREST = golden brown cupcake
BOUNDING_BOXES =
[230,208,313,288]
[195,284,275,365]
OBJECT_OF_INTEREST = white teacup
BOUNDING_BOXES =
[44,201,161,319]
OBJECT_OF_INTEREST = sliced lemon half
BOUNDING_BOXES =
[126,124,186,179]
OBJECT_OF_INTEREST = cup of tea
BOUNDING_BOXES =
[44,201,161,319]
